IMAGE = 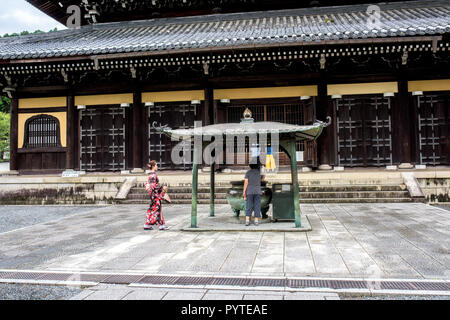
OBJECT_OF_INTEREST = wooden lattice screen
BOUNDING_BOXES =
[335,95,393,167]
[417,93,450,166]
[23,114,61,148]
[226,102,312,166]
[80,106,126,171]
[148,103,196,170]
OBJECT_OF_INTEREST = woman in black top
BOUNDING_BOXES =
[243,159,265,226]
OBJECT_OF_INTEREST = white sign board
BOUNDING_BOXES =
[62,171,79,178]
[281,184,291,192]
[296,151,304,162]
[251,145,260,158]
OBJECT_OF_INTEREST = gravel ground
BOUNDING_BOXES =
[0,283,82,300]
[0,204,110,300]
[0,205,106,234]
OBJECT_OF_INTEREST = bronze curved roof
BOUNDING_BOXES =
[156,118,331,142]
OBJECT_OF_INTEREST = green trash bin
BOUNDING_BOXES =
[272,183,295,221]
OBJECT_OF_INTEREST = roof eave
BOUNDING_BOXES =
[1,35,443,65]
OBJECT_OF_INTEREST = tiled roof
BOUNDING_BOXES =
[1,0,449,61]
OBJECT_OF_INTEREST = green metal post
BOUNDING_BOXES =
[210,162,215,217]
[191,142,203,228]
[287,141,302,228]
[191,121,204,228]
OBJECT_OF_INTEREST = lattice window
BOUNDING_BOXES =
[23,115,61,148]
[226,103,308,165]
[417,93,450,166]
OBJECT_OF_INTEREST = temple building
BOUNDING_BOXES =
[0,0,449,174]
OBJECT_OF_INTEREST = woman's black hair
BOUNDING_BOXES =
[147,160,157,169]
[249,157,260,169]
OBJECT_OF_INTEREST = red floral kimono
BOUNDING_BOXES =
[144,172,166,226]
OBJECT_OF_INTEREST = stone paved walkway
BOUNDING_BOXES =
[0,203,448,280]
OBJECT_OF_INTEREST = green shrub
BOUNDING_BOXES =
[0,96,10,113]
[0,112,9,161]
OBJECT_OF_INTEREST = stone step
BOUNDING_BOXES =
[298,179,406,186]
[298,198,414,203]
[129,184,406,194]
[128,193,410,201]
[130,187,231,194]
[298,185,405,192]
[298,191,410,199]
[127,193,228,200]
[134,179,406,187]
[119,197,413,205]
[128,191,409,200]
[118,199,229,205]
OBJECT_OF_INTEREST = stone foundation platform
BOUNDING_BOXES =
[0,168,449,205]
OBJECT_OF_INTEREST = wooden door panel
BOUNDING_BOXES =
[148,103,196,170]
[336,95,392,167]
[80,106,126,171]
[417,93,450,165]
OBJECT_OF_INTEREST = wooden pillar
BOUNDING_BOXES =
[213,100,218,124]
[9,97,18,171]
[74,106,80,171]
[66,94,75,170]
[393,78,412,165]
[204,86,214,126]
[410,94,420,164]
[316,78,332,169]
[142,96,149,167]
[132,91,143,170]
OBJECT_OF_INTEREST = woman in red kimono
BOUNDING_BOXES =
[144,160,170,230]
